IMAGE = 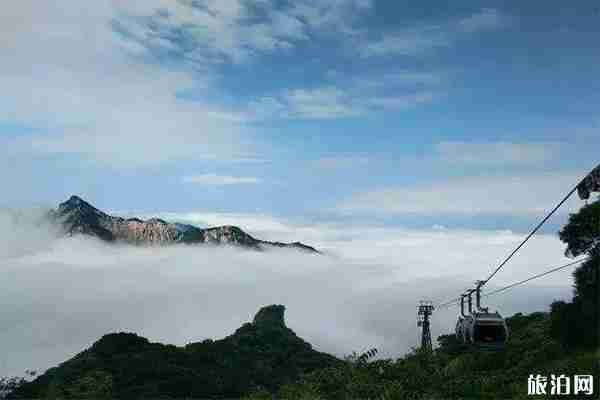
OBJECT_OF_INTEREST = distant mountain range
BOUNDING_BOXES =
[48,196,318,253]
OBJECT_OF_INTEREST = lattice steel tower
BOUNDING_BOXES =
[417,301,435,351]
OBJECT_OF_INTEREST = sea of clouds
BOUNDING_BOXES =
[0,209,575,377]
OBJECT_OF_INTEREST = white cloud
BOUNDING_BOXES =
[0,0,381,164]
[115,0,371,64]
[311,156,370,170]
[457,8,503,33]
[436,141,562,165]
[139,211,574,274]
[251,70,443,119]
[143,211,292,233]
[354,71,442,88]
[248,96,291,119]
[0,208,576,377]
[250,86,438,119]
[116,1,275,63]
[270,10,309,40]
[338,172,585,216]
[183,174,261,185]
[289,0,372,35]
[283,87,363,118]
[368,92,437,109]
[0,1,257,168]
[360,27,450,57]
[360,8,504,57]
[249,87,364,119]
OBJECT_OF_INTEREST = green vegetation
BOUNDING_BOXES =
[553,200,600,350]
[10,307,596,399]
[11,305,340,399]
[265,312,596,399]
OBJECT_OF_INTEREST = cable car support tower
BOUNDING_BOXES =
[417,301,435,351]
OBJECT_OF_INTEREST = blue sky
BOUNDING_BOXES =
[1,0,598,232]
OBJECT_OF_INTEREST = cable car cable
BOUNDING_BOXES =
[482,183,581,286]
[481,257,588,298]
[435,257,589,310]
[433,165,598,309]
[433,184,579,309]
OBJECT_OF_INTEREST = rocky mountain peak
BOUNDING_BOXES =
[58,195,102,216]
[62,195,89,207]
[253,304,286,328]
[49,196,318,252]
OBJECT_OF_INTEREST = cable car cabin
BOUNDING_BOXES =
[457,311,508,350]
[473,313,507,342]
[455,316,465,342]
[455,286,509,350]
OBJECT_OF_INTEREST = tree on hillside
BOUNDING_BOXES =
[552,199,600,349]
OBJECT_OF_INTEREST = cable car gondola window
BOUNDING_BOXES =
[473,324,506,343]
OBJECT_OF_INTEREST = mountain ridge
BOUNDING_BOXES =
[11,305,341,399]
[48,195,318,253]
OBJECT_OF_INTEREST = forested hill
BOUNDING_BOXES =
[10,305,340,399]
[10,308,597,399]
[264,311,598,399]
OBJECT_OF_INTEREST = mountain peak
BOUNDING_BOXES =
[65,195,86,205]
[58,195,98,214]
[253,304,286,328]
[49,197,319,252]
[91,332,149,356]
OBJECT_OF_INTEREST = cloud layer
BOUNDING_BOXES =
[0,1,510,172]
[0,208,576,377]
[115,0,373,63]
[183,174,261,185]
[436,141,562,166]
[338,172,583,216]
[0,1,255,168]
[360,8,504,57]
